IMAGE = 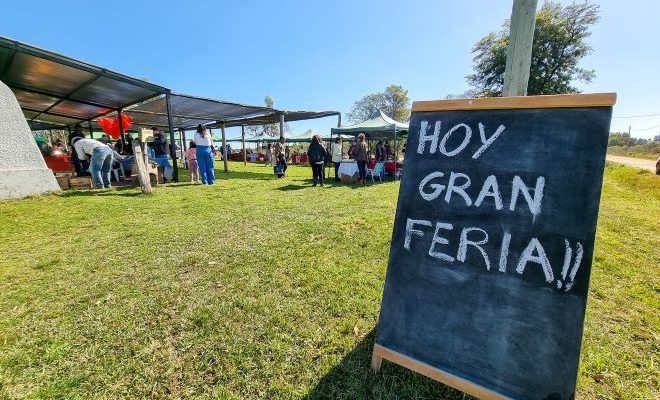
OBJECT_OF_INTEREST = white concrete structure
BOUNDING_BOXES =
[0,80,60,199]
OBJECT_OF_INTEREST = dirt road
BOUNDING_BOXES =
[606,155,657,173]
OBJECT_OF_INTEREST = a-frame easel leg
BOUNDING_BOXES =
[371,348,383,371]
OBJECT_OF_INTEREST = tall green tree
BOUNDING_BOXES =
[348,85,410,123]
[467,1,599,96]
[247,95,289,137]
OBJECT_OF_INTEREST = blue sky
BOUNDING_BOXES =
[2,0,659,139]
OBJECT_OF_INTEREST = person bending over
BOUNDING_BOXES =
[71,136,113,188]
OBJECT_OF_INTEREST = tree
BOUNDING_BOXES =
[347,85,410,123]
[246,95,289,137]
[467,1,599,97]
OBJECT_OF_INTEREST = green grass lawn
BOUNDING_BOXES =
[0,162,657,399]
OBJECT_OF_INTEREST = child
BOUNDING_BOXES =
[185,141,199,183]
[274,154,287,178]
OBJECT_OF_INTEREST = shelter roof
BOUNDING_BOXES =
[210,110,340,128]
[1,36,340,134]
[0,36,168,130]
[331,110,408,138]
[123,92,277,130]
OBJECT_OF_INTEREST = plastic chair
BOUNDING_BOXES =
[111,161,125,182]
[366,162,385,182]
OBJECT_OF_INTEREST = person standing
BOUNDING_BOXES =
[274,136,287,176]
[384,141,392,160]
[352,133,369,185]
[194,124,215,185]
[185,141,200,183]
[308,134,327,186]
[331,137,342,182]
[348,138,357,159]
[68,124,89,176]
[265,143,273,166]
[375,140,386,162]
[71,137,113,188]
[125,133,134,155]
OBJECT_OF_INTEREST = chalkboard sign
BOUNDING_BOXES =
[373,93,616,400]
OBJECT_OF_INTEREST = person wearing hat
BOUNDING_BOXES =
[71,136,113,188]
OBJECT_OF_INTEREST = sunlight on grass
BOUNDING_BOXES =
[0,161,657,399]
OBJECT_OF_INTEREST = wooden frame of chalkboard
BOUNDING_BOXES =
[372,93,616,400]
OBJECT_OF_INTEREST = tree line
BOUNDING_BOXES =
[348,1,601,125]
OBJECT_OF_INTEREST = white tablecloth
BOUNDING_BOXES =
[337,161,358,177]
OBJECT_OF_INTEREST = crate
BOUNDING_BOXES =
[340,173,358,183]
[69,176,94,190]
[55,175,70,190]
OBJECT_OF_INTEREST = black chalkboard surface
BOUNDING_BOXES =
[373,94,616,400]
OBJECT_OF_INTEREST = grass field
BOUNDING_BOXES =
[0,162,657,399]
[607,145,659,160]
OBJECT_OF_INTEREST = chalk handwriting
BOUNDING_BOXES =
[473,123,506,159]
[403,217,584,292]
[428,222,454,262]
[416,120,506,159]
[439,123,472,156]
[407,117,585,293]
[418,171,545,218]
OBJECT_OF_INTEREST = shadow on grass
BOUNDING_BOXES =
[159,182,200,189]
[215,170,273,181]
[59,186,144,198]
[303,329,466,400]
[277,184,308,191]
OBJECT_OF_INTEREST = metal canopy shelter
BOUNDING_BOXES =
[207,110,341,169]
[330,109,408,138]
[124,92,276,130]
[0,36,168,131]
[331,110,409,160]
[0,35,342,175]
[0,36,188,179]
[209,110,341,128]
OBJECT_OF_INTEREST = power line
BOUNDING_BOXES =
[631,123,660,132]
[613,112,660,119]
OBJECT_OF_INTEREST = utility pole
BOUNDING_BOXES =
[503,0,538,96]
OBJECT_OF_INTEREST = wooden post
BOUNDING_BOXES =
[503,0,538,96]
[132,140,153,194]
[279,114,285,138]
[221,122,228,172]
[242,125,246,166]
[165,91,179,182]
[180,129,187,168]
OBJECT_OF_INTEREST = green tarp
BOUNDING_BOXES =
[330,110,408,139]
